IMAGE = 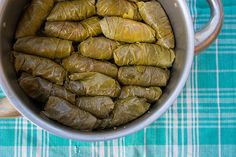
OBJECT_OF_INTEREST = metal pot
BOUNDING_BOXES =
[0,0,223,141]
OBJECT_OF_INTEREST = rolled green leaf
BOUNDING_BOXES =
[119,86,162,102]
[19,73,53,103]
[15,0,54,38]
[45,17,102,42]
[47,0,96,21]
[96,0,142,21]
[111,97,150,127]
[80,17,102,37]
[100,17,156,43]
[66,72,121,97]
[13,37,73,59]
[80,37,120,60]
[76,96,114,119]
[51,84,76,104]
[19,73,76,104]
[138,1,175,48]
[62,53,118,78]
[97,118,112,129]
[118,66,170,87]
[114,43,175,68]
[43,96,98,130]
[65,81,85,96]
[14,52,66,85]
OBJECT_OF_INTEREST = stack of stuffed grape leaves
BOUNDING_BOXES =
[12,0,176,130]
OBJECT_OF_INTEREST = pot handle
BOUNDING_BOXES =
[194,0,224,54]
[0,97,21,118]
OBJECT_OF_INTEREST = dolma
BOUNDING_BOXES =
[62,53,118,78]
[100,17,156,43]
[138,1,175,48]
[97,118,112,129]
[14,52,66,85]
[96,0,142,21]
[79,17,102,37]
[79,37,120,60]
[118,66,170,87]
[76,96,114,119]
[43,96,98,130]
[19,73,52,103]
[66,72,121,97]
[110,97,150,127]
[119,86,162,102]
[47,0,96,21]
[15,0,54,38]
[45,17,102,42]
[114,43,175,68]
[51,84,76,104]
[19,73,75,104]
[13,37,73,59]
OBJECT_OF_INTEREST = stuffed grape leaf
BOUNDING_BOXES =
[110,97,150,127]
[14,52,66,85]
[79,37,120,60]
[45,17,102,42]
[118,66,170,87]
[119,86,162,102]
[114,43,175,68]
[66,72,121,97]
[15,0,54,38]
[43,96,99,130]
[100,17,156,43]
[13,36,73,59]
[138,1,175,48]
[96,0,142,21]
[19,73,76,104]
[76,96,114,119]
[62,53,118,78]
[47,0,96,21]
[51,84,76,104]
[19,73,53,103]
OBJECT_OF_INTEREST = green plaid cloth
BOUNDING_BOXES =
[1,0,236,156]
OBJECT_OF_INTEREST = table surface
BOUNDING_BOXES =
[0,0,236,157]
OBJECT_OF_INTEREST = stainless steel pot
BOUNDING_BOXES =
[0,0,223,141]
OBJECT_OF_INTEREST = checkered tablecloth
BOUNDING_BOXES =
[0,0,236,157]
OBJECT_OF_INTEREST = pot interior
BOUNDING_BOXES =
[0,0,194,140]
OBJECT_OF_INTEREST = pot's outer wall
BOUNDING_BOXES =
[0,0,194,141]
